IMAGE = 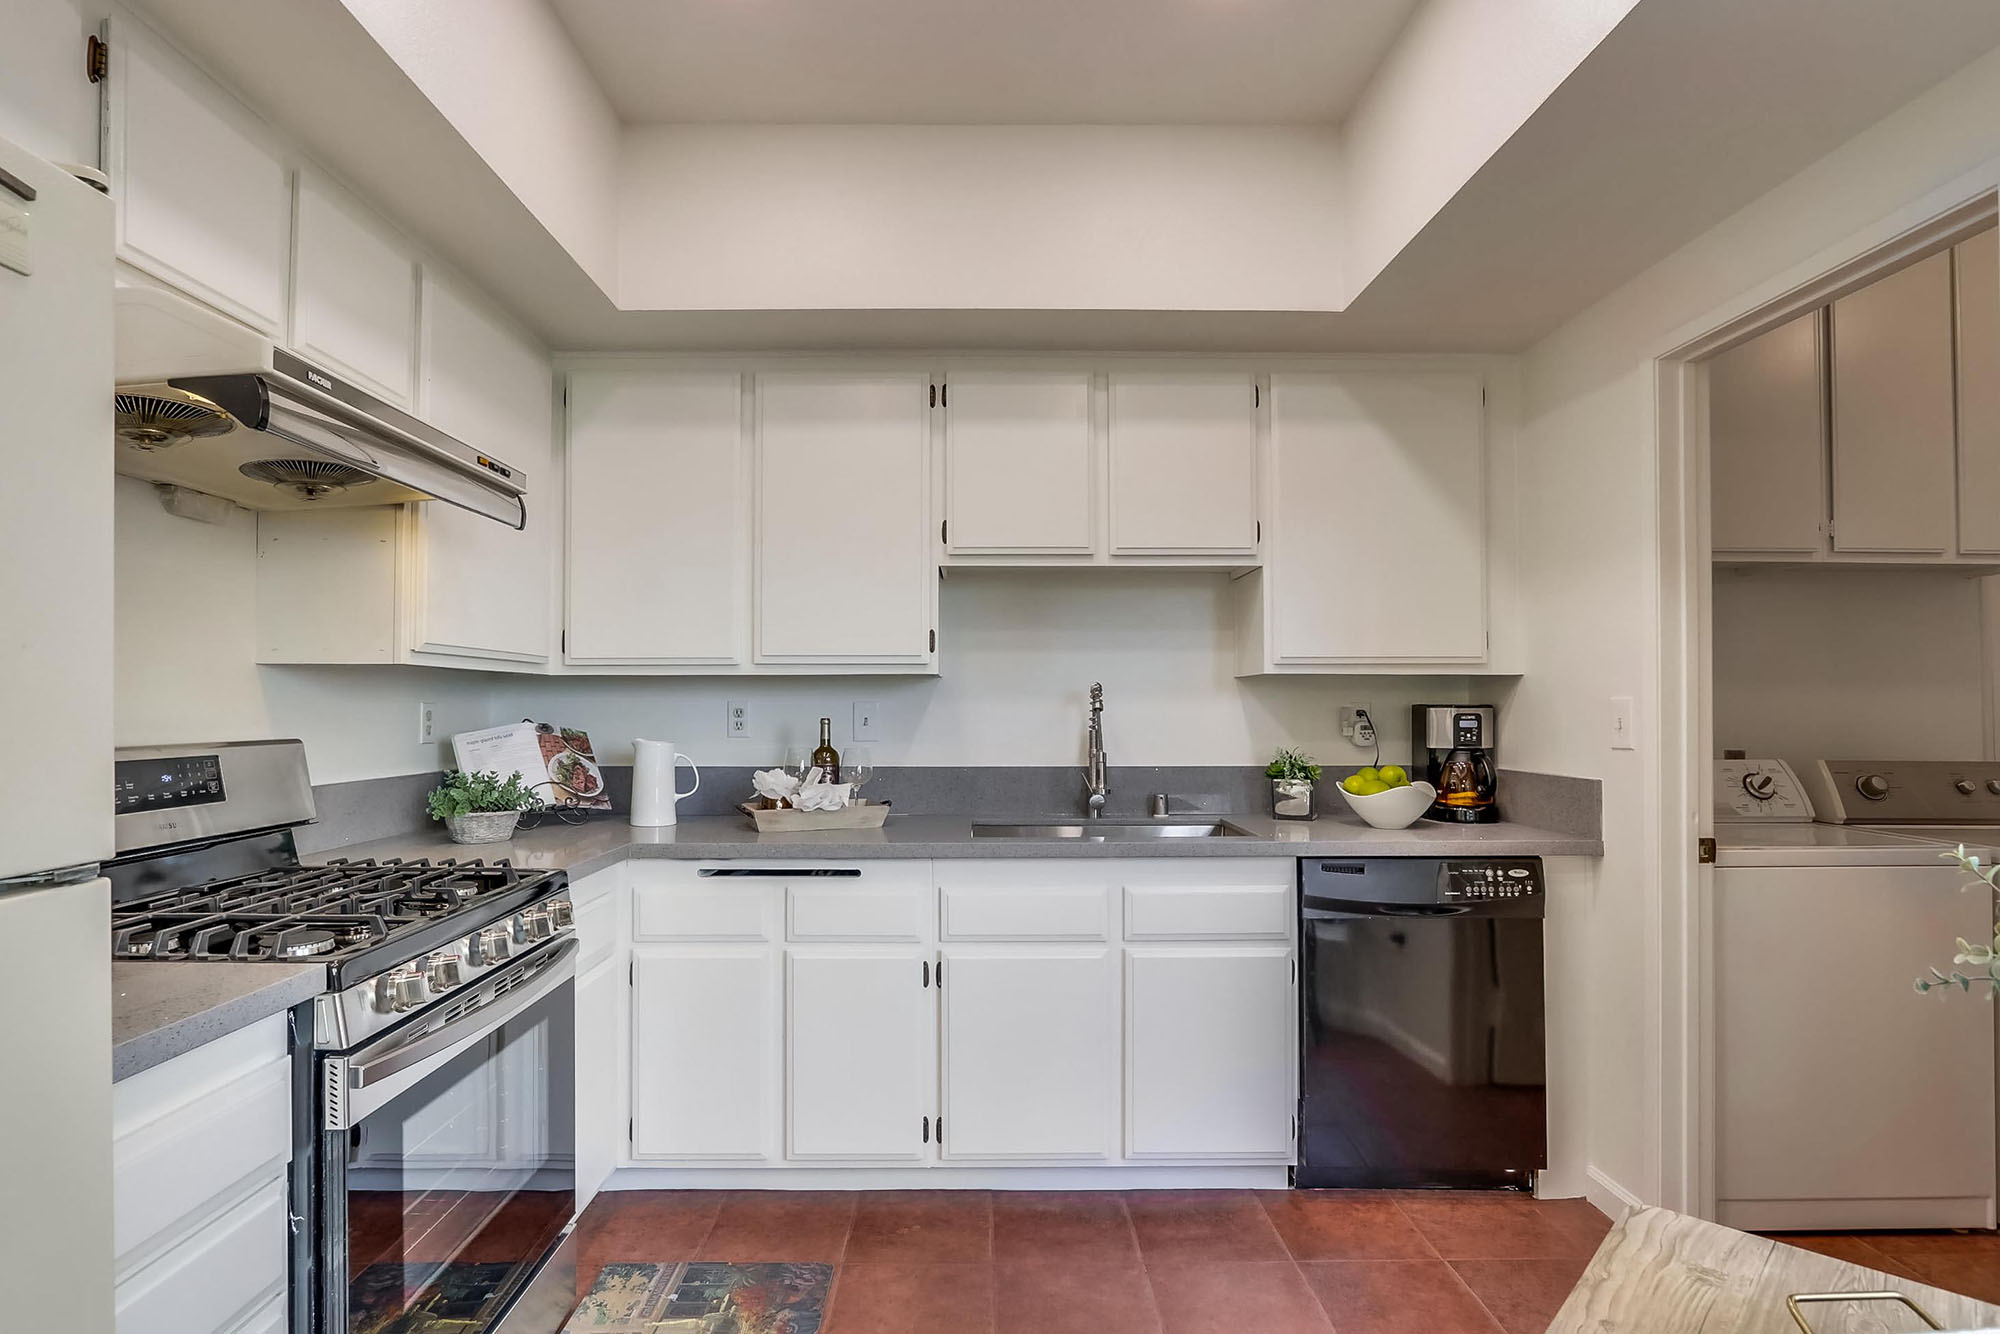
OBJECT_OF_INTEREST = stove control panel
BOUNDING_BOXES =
[114,754,224,815]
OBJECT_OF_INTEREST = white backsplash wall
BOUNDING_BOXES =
[113,477,493,784]
[496,569,1477,768]
[1711,566,1990,762]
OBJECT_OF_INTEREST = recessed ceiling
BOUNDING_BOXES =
[546,0,1423,124]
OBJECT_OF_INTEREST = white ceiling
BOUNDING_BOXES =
[546,0,1423,125]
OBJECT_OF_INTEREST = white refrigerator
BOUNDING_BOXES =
[0,133,116,1333]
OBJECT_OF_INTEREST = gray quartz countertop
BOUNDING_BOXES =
[113,960,322,1082]
[309,811,1603,877]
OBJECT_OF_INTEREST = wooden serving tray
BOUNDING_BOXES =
[739,800,891,833]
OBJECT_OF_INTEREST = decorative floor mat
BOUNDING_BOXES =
[351,1261,527,1333]
[563,1262,832,1334]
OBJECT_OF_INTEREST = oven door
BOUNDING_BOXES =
[319,937,577,1334]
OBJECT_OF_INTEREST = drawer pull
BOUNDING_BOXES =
[699,867,861,877]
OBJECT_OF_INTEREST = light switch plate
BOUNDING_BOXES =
[853,700,883,742]
[1609,696,1636,750]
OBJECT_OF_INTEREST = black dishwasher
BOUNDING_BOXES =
[1296,857,1547,1190]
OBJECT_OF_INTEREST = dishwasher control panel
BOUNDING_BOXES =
[1441,859,1544,902]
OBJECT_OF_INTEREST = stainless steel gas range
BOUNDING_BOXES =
[109,739,578,1334]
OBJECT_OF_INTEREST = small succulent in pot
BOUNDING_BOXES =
[1265,747,1324,821]
[426,769,537,844]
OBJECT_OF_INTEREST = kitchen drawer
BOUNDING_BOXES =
[787,884,929,942]
[1123,883,1292,940]
[114,1174,288,1334]
[112,1013,290,1272]
[633,883,775,942]
[941,883,1108,941]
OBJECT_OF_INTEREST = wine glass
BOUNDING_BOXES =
[783,745,813,785]
[844,746,875,802]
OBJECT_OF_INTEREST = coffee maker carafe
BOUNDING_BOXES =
[1413,705,1498,823]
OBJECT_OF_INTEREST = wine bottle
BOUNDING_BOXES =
[811,717,841,784]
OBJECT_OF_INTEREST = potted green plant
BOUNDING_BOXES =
[1265,747,1323,821]
[427,769,537,845]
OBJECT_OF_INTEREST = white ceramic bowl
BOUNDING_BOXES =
[1335,780,1436,830]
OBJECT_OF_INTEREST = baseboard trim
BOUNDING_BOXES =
[605,1164,1292,1191]
[1585,1166,1646,1220]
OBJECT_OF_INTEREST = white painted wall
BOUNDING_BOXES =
[1339,0,1639,299]
[498,570,1460,768]
[113,478,492,784]
[616,126,1344,312]
[0,0,105,166]
[1713,569,1988,762]
[1506,41,2000,1213]
[336,0,621,292]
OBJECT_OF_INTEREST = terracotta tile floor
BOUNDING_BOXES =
[575,1189,1617,1333]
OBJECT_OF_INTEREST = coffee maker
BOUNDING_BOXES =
[1412,705,1498,823]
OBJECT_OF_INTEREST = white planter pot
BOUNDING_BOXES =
[444,810,522,845]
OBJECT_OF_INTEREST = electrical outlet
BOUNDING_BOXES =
[1609,696,1636,751]
[1338,706,1376,746]
[727,700,752,739]
[417,701,435,745]
[853,700,883,742]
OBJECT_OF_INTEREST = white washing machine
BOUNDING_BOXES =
[1710,758,1997,1230]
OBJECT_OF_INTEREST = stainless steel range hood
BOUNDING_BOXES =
[114,286,528,529]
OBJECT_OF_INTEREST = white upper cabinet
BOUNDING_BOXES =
[291,170,418,406]
[1265,371,1485,663]
[1709,311,1827,555]
[114,20,291,334]
[567,371,746,664]
[414,272,553,663]
[1958,228,2000,555]
[944,374,1094,554]
[1831,251,1957,555]
[755,373,934,665]
[1108,374,1259,555]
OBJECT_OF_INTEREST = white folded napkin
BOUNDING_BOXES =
[790,780,854,811]
[751,768,801,803]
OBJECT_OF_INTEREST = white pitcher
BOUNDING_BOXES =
[630,739,700,827]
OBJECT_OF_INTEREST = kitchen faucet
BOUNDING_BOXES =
[1083,682,1107,817]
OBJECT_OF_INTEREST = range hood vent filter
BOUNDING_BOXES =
[238,458,378,500]
[115,390,232,450]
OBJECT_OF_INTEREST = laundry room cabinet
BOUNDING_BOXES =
[1708,311,1827,555]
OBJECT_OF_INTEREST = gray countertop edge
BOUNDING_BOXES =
[113,961,323,1083]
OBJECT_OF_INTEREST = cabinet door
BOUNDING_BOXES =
[1125,946,1295,1159]
[940,946,1116,1160]
[755,374,933,663]
[1268,372,1485,662]
[631,946,776,1161]
[1831,251,1956,554]
[1108,374,1259,554]
[574,953,619,1210]
[1709,311,1827,555]
[114,20,291,334]
[786,948,933,1160]
[291,170,418,405]
[413,272,552,662]
[944,374,1093,554]
[566,371,745,663]
[1958,229,2000,555]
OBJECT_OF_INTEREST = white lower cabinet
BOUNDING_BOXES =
[940,945,1118,1160]
[786,947,935,1160]
[113,1013,292,1334]
[614,857,1296,1180]
[1124,946,1297,1160]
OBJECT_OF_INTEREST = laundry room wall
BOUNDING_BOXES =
[1710,567,1992,762]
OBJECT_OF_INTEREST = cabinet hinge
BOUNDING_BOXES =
[629,1117,635,1142]
[1256,520,1261,544]
[1254,383,1260,408]
[1290,1114,1298,1140]
[935,958,943,987]
[929,629,936,653]
[922,1116,931,1143]
[941,519,948,545]
[1290,957,1296,985]
[922,959,930,988]
[86,34,108,83]
[562,629,567,655]
[941,384,948,408]
[628,958,634,985]
[1481,385,1487,407]
[937,1116,943,1142]
[929,384,937,409]
[1698,837,1717,865]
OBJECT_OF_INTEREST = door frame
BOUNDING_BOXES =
[1652,176,1998,1217]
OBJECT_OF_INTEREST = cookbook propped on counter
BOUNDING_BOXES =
[451,721,611,810]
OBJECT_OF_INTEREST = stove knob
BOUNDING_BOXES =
[426,950,464,992]
[1958,780,1978,796]
[518,907,555,943]
[475,925,512,965]
[1855,774,1892,801]
[545,898,575,930]
[376,963,426,1013]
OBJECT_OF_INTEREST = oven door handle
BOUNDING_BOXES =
[346,937,577,1096]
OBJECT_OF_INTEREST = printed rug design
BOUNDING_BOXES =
[563,1261,832,1334]
[351,1261,527,1333]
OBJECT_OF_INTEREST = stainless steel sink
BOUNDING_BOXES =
[971,820,1253,840]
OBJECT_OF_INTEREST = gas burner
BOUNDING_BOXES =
[276,928,337,959]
